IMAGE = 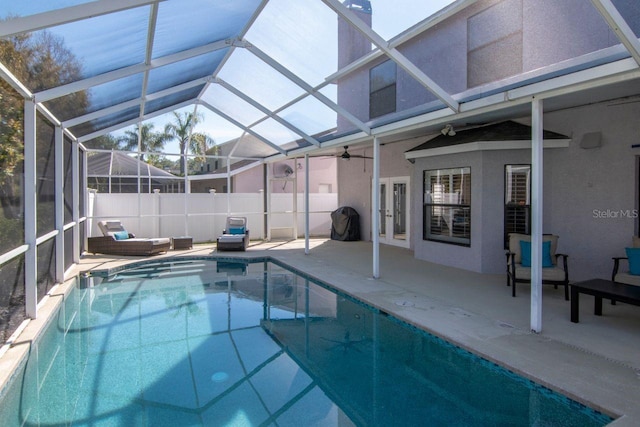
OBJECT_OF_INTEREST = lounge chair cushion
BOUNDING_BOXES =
[512,265,566,281]
[612,237,640,286]
[625,247,640,275]
[519,240,553,268]
[508,233,558,266]
[218,234,245,244]
[99,220,128,237]
[614,272,640,287]
[133,237,170,244]
[113,231,130,240]
[229,226,245,235]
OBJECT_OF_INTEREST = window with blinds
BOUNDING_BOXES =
[370,60,397,119]
[504,164,531,247]
[423,167,471,245]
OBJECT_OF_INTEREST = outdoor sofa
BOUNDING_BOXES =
[87,220,171,256]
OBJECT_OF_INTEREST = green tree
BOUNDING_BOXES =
[164,111,214,175]
[146,155,177,172]
[117,122,171,162]
[0,30,88,223]
[90,134,122,151]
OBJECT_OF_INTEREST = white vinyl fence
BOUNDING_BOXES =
[88,191,338,243]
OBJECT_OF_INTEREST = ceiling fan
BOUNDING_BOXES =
[316,146,373,160]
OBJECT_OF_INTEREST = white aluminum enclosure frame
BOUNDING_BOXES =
[1,0,640,336]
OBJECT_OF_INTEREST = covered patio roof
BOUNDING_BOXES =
[1,0,640,161]
[3,0,640,338]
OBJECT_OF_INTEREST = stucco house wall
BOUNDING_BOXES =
[234,165,264,193]
[336,0,638,134]
[337,140,417,241]
[541,101,640,282]
[406,100,640,281]
[337,98,640,282]
[190,158,338,195]
[410,147,556,274]
[333,0,640,282]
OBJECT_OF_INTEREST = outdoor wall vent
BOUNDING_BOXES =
[580,132,601,149]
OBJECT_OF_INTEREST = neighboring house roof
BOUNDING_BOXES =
[189,159,261,181]
[405,121,572,160]
[87,151,179,179]
[209,127,338,160]
[210,134,280,159]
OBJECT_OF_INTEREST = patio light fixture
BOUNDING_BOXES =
[441,124,456,136]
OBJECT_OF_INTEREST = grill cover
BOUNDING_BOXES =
[330,206,360,241]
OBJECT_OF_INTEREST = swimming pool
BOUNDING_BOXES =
[0,258,612,426]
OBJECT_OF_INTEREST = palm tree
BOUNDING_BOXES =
[164,111,214,175]
[118,122,170,162]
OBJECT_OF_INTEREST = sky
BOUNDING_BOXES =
[0,0,457,156]
[128,0,458,156]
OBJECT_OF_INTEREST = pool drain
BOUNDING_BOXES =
[211,372,229,383]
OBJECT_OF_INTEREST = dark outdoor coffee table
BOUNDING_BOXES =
[570,279,640,323]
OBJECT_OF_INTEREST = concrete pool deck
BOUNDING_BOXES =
[5,238,639,425]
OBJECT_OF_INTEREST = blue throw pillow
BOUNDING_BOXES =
[520,240,553,268]
[229,226,245,235]
[625,247,640,275]
[113,231,129,240]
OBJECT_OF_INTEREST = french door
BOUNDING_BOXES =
[377,177,410,248]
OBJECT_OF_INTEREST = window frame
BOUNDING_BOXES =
[369,59,397,119]
[423,167,472,246]
[504,164,531,248]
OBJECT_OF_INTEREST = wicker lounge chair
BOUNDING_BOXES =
[87,220,171,256]
[217,217,249,251]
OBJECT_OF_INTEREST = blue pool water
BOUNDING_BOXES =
[0,258,612,426]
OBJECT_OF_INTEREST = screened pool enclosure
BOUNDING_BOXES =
[2,0,640,339]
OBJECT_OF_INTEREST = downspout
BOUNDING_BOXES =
[305,154,310,254]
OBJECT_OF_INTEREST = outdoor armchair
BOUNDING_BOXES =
[506,233,569,300]
[611,236,640,287]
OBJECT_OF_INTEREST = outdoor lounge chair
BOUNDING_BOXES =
[611,236,640,287]
[87,220,171,256]
[506,233,569,300]
[217,217,249,251]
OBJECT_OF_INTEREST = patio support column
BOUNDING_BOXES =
[24,100,37,318]
[266,163,272,241]
[372,137,380,279]
[136,124,142,233]
[55,125,64,284]
[108,150,113,193]
[226,157,231,216]
[72,139,80,263]
[293,159,298,240]
[531,98,544,333]
[304,154,310,255]
[263,164,268,240]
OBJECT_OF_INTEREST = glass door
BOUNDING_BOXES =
[377,177,410,248]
